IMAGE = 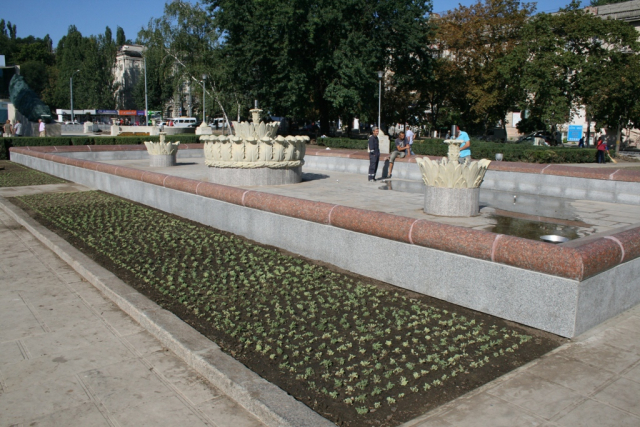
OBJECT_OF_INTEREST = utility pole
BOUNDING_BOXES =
[202,75,207,124]
[377,70,383,129]
[70,69,80,123]
[144,56,149,126]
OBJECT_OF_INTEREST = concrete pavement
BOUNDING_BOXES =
[0,196,264,426]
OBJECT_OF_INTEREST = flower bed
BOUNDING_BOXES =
[0,161,67,187]
[13,191,562,426]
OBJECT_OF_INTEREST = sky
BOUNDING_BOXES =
[2,0,576,46]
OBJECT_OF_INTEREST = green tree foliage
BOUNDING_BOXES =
[434,0,535,134]
[137,1,236,122]
[52,26,118,110]
[590,0,628,5]
[116,26,126,46]
[205,0,434,133]
[0,19,55,105]
[9,75,53,122]
[502,6,640,134]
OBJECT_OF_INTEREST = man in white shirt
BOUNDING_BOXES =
[38,119,46,137]
[405,126,415,155]
[13,120,23,137]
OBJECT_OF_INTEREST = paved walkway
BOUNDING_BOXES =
[0,192,263,426]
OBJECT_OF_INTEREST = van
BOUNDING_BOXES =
[169,117,197,128]
[209,117,229,129]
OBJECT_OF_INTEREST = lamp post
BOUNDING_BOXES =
[377,70,383,129]
[70,69,80,123]
[202,74,207,124]
[144,56,149,126]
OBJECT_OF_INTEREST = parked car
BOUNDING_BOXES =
[515,131,556,146]
[482,127,507,142]
[63,120,80,125]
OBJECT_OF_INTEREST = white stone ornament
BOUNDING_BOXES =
[202,110,308,170]
[415,139,491,189]
[417,139,491,217]
[144,133,180,167]
[144,133,180,155]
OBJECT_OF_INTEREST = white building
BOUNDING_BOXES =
[114,44,145,110]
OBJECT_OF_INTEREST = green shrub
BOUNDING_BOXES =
[318,137,600,164]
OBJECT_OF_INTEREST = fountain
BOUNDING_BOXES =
[416,139,491,216]
[200,106,308,186]
[144,132,180,167]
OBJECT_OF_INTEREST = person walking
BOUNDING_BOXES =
[368,127,380,182]
[405,126,415,155]
[388,131,410,178]
[578,136,585,148]
[596,135,608,164]
[455,125,471,164]
[13,120,22,137]
[38,119,46,137]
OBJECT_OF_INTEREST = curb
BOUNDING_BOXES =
[0,195,335,427]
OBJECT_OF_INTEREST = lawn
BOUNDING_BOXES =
[13,191,562,426]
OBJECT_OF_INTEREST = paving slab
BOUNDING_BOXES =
[0,205,265,427]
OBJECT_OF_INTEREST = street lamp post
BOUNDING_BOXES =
[202,75,207,124]
[70,69,80,123]
[377,70,383,129]
[144,57,149,126]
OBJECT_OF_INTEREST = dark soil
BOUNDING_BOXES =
[12,192,565,426]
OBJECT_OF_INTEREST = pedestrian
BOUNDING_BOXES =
[596,135,608,164]
[455,125,471,164]
[368,127,380,182]
[445,130,451,140]
[13,119,22,137]
[405,126,415,155]
[38,119,46,137]
[3,120,12,137]
[388,131,410,178]
[578,136,585,148]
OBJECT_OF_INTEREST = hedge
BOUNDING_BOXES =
[317,137,603,164]
[2,135,605,164]
[0,135,201,160]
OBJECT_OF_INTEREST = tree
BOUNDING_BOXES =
[116,26,126,46]
[590,0,628,5]
[137,1,235,124]
[206,0,434,134]
[434,0,535,134]
[503,5,640,138]
[52,26,118,110]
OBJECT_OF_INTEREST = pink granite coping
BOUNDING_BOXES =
[9,145,640,281]
[15,144,640,182]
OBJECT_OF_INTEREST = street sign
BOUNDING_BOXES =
[567,125,583,142]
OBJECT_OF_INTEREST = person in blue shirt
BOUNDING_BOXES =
[455,125,471,164]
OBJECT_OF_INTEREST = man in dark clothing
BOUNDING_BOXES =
[388,131,410,178]
[368,128,380,182]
